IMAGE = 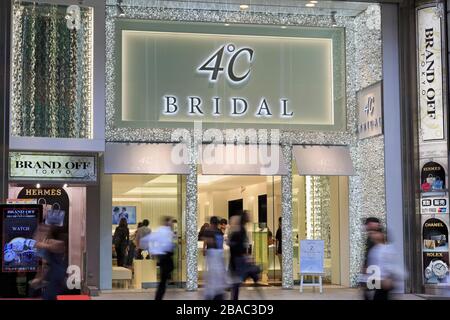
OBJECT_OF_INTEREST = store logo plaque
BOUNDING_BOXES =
[9,152,97,182]
[356,82,383,139]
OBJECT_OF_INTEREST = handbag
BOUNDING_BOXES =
[432,177,444,190]
[45,202,65,227]
[38,198,52,223]
[424,239,436,250]
[426,174,435,185]
[421,181,431,192]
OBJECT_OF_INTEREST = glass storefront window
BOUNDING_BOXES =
[292,173,349,285]
[111,174,186,289]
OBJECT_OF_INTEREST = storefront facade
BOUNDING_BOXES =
[101,0,391,291]
[5,0,443,296]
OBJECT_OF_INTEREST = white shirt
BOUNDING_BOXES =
[143,226,174,255]
[367,243,394,280]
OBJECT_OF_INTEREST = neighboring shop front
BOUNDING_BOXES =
[414,2,450,295]
[4,152,98,296]
[1,0,105,297]
[101,0,392,291]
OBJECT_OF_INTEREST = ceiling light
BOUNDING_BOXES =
[63,184,68,188]
[125,187,178,195]
[224,23,230,26]
[281,26,287,29]
[240,4,249,10]
[36,184,41,189]
[198,175,227,185]
[305,3,315,8]
[310,1,318,3]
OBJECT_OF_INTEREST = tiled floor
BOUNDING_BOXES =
[93,285,424,300]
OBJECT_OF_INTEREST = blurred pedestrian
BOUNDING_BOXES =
[361,217,381,300]
[366,227,395,300]
[144,216,175,300]
[30,224,51,294]
[136,219,151,259]
[198,223,210,241]
[228,210,262,300]
[35,226,67,300]
[275,217,282,273]
[268,229,274,246]
[219,218,228,242]
[113,218,129,267]
[203,216,227,300]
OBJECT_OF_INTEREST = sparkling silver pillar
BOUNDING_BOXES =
[281,144,294,289]
[186,136,198,291]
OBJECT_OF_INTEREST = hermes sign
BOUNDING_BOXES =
[116,21,346,130]
[9,152,97,182]
[357,82,383,139]
[417,7,444,141]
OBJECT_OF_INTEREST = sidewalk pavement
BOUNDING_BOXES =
[92,286,424,300]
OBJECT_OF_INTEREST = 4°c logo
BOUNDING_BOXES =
[197,44,254,83]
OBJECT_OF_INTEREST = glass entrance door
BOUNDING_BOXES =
[197,175,282,286]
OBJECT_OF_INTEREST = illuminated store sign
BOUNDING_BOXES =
[116,21,345,130]
[9,152,97,182]
[417,7,444,141]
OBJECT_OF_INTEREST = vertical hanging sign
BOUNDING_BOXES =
[417,4,450,288]
[417,7,444,141]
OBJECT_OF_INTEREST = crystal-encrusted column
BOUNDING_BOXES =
[281,143,293,289]
[186,133,198,291]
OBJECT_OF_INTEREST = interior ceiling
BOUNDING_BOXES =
[113,174,178,198]
[198,175,281,192]
[112,174,281,197]
[111,0,381,16]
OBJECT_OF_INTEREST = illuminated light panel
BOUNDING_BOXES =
[197,175,227,185]
[144,175,178,185]
[124,187,178,195]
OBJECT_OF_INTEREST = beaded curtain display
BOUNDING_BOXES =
[11,2,93,139]
[306,176,332,280]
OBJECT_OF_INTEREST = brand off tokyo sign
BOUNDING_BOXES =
[417,7,445,141]
[9,152,97,182]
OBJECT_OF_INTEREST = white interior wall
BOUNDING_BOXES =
[198,179,282,234]
[112,198,178,233]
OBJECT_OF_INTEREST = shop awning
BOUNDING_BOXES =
[292,145,355,176]
[200,144,288,176]
[105,143,190,175]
